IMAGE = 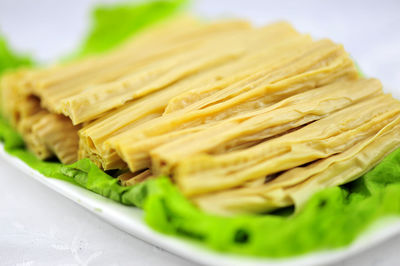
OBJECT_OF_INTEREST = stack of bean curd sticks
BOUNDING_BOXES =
[2,15,400,215]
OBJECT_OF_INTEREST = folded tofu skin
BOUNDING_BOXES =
[2,0,400,258]
[1,11,399,214]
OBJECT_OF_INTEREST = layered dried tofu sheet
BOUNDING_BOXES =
[2,15,400,215]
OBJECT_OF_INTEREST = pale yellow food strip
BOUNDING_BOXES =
[1,18,254,163]
[23,15,218,89]
[118,169,153,186]
[61,42,245,123]
[287,121,400,209]
[22,18,251,115]
[51,22,253,119]
[23,15,202,83]
[1,72,79,163]
[1,77,56,159]
[20,16,202,93]
[2,15,400,219]
[1,71,22,124]
[31,113,80,164]
[113,126,210,171]
[173,39,346,114]
[115,40,351,144]
[60,22,301,124]
[162,22,306,113]
[18,110,53,159]
[193,117,400,215]
[114,43,357,172]
[174,95,400,196]
[0,70,38,126]
[151,78,382,174]
[82,38,314,169]
[14,22,300,165]
[79,29,310,169]
[10,97,79,163]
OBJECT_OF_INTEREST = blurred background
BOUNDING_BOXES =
[0,0,399,265]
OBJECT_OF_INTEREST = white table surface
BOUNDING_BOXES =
[0,0,399,265]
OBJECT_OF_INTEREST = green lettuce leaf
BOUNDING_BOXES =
[0,37,32,76]
[1,0,400,259]
[61,158,149,207]
[75,0,188,57]
[0,117,78,184]
[143,151,400,257]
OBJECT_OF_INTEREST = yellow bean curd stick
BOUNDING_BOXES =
[1,75,54,159]
[80,34,313,169]
[171,39,346,114]
[13,98,80,163]
[114,40,350,144]
[31,113,80,164]
[151,78,382,174]
[12,19,280,162]
[5,19,252,163]
[24,16,244,91]
[1,70,81,162]
[161,21,303,113]
[60,22,302,124]
[118,61,357,173]
[61,45,245,123]
[41,26,251,116]
[20,19,251,113]
[18,110,54,159]
[0,70,30,125]
[174,95,400,196]
[287,121,400,210]
[112,126,211,171]
[114,44,357,172]
[18,16,202,92]
[192,117,400,215]
[6,21,303,166]
[118,169,154,186]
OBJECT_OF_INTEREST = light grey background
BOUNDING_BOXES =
[0,0,399,265]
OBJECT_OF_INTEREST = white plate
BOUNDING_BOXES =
[2,144,400,266]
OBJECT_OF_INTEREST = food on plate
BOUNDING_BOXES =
[1,14,400,218]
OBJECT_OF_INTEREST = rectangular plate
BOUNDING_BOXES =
[2,144,400,266]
